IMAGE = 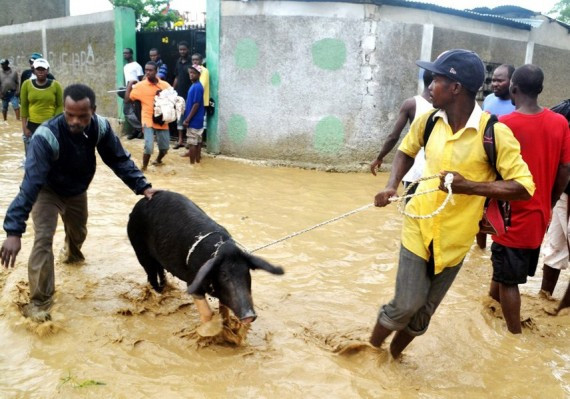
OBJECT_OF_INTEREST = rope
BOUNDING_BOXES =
[235,174,455,253]
[186,231,223,265]
[248,203,374,253]
[388,173,454,219]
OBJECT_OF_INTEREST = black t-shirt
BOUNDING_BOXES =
[175,58,191,98]
[564,181,570,195]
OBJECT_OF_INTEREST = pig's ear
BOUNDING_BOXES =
[187,257,218,294]
[247,255,284,275]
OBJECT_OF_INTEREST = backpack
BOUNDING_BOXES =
[423,110,511,236]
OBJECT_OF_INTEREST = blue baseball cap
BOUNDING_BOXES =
[416,49,485,93]
[29,52,43,62]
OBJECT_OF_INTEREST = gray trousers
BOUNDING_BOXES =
[28,187,88,309]
[378,245,463,336]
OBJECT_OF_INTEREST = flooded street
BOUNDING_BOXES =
[0,119,569,398]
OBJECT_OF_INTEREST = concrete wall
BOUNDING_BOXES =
[0,8,136,119]
[213,1,570,169]
[0,0,68,26]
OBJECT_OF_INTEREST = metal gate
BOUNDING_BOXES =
[136,28,206,84]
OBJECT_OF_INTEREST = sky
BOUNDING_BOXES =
[69,0,560,17]
[70,0,206,17]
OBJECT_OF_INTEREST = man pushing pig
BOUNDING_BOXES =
[0,84,158,323]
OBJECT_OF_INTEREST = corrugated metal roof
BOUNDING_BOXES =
[296,0,533,30]
[377,0,533,30]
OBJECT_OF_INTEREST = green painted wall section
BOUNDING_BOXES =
[311,38,346,71]
[271,72,281,86]
[234,38,259,69]
[314,116,345,153]
[227,114,248,144]
[114,7,137,119]
[206,0,221,153]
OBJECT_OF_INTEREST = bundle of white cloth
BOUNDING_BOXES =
[154,88,185,124]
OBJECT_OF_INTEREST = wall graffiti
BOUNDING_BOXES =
[47,44,98,75]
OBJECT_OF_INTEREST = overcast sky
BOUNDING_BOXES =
[69,0,559,17]
[69,0,206,16]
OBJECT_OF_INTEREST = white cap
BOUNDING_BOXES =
[32,58,50,69]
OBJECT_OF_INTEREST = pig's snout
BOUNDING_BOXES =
[240,310,257,324]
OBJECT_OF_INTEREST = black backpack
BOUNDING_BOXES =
[423,110,511,235]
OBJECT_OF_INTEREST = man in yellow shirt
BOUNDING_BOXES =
[370,49,535,358]
[191,53,210,146]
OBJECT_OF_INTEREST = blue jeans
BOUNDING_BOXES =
[2,91,19,111]
[143,127,170,155]
[378,245,463,336]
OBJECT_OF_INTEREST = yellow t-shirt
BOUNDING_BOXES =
[199,66,210,107]
[398,104,535,274]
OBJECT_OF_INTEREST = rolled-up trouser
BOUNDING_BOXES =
[542,193,569,270]
[143,127,170,155]
[378,245,463,336]
[28,187,88,309]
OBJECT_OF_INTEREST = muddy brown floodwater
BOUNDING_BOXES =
[0,119,569,398]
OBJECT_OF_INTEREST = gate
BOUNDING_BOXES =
[136,27,206,84]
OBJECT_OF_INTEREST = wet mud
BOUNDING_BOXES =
[0,120,569,398]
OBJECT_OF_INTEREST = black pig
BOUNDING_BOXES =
[127,191,284,323]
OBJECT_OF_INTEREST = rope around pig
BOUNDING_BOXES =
[388,173,454,220]
[243,173,454,253]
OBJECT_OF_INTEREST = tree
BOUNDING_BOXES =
[550,0,570,23]
[108,0,182,30]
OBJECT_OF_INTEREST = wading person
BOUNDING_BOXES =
[19,58,63,156]
[191,52,210,146]
[124,61,172,170]
[539,99,570,298]
[477,64,516,248]
[370,49,534,357]
[20,52,55,86]
[488,65,570,334]
[0,59,20,123]
[370,69,433,194]
[181,64,205,164]
[172,41,192,149]
[0,84,157,323]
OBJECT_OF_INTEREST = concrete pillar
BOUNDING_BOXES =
[206,0,221,154]
[113,7,137,119]
[418,24,434,94]
[525,41,534,64]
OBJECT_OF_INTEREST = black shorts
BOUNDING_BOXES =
[491,242,540,285]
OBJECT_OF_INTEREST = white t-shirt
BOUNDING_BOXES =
[402,95,433,183]
[124,62,143,84]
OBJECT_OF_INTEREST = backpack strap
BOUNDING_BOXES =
[33,125,59,160]
[95,115,108,145]
[482,114,500,178]
[422,109,440,146]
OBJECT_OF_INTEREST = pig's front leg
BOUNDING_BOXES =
[193,297,213,323]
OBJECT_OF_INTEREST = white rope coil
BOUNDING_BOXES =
[388,173,454,219]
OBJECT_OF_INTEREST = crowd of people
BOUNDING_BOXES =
[370,50,570,354]
[120,42,209,168]
[0,46,569,361]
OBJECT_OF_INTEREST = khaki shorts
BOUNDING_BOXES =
[542,193,570,270]
[187,128,204,145]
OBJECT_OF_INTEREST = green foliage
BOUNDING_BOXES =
[550,0,570,23]
[59,372,106,389]
[108,0,181,30]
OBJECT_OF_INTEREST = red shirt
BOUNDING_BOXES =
[493,109,570,248]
